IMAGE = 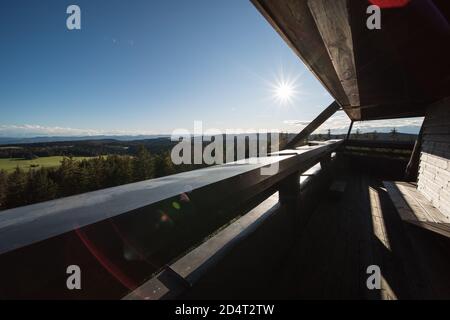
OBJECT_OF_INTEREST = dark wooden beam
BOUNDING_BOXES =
[308,0,360,108]
[359,103,426,120]
[286,101,341,149]
[252,0,448,121]
[346,100,427,120]
[346,120,354,140]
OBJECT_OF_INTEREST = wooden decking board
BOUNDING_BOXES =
[342,181,365,299]
[270,172,450,299]
[272,173,369,298]
[178,169,450,299]
[323,177,353,298]
[358,176,378,300]
[370,185,391,251]
[383,181,422,221]
[330,181,347,193]
[399,183,446,223]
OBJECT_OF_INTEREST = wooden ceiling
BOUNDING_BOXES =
[252,0,450,121]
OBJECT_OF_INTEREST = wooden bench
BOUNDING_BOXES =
[383,181,450,238]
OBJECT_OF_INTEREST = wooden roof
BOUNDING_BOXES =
[252,0,450,121]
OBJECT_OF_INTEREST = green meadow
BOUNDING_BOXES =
[0,156,96,173]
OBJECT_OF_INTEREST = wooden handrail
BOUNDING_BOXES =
[0,140,342,299]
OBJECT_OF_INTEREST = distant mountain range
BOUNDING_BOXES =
[0,135,171,145]
[0,128,420,146]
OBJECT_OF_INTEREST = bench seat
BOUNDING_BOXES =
[383,181,450,238]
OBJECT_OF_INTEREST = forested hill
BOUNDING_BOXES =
[0,137,178,159]
[0,135,170,145]
[0,131,417,159]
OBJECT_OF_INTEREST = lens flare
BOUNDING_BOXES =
[369,0,410,8]
[268,68,301,106]
[274,82,295,104]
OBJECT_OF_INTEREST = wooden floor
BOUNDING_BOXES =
[269,170,450,299]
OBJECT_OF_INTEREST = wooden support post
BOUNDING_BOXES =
[405,124,424,181]
[320,153,332,171]
[279,171,301,231]
[286,101,341,149]
[346,120,354,140]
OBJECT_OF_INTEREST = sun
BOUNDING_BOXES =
[269,70,301,106]
[275,82,295,104]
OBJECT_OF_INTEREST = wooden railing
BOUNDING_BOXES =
[0,140,342,299]
[342,139,415,160]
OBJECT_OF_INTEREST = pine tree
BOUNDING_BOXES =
[132,146,154,181]
[83,157,106,191]
[0,169,8,209]
[57,157,83,196]
[26,169,57,204]
[5,167,28,208]
[104,155,133,186]
[390,127,398,141]
[153,152,175,178]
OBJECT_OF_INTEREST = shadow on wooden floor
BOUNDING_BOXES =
[269,168,450,299]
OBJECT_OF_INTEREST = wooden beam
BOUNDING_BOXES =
[252,0,448,121]
[346,120,354,140]
[405,123,424,181]
[286,101,341,149]
[308,0,360,107]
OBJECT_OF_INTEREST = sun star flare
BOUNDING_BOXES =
[269,71,301,106]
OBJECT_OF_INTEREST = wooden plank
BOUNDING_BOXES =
[124,192,281,299]
[369,185,391,250]
[308,0,360,107]
[169,193,280,285]
[0,141,343,256]
[396,182,442,222]
[330,181,347,193]
[368,183,398,299]
[383,181,419,221]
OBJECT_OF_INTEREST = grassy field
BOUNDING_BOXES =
[0,156,96,173]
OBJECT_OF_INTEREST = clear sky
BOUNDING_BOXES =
[0,0,421,137]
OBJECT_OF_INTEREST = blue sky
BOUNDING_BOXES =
[0,0,421,137]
